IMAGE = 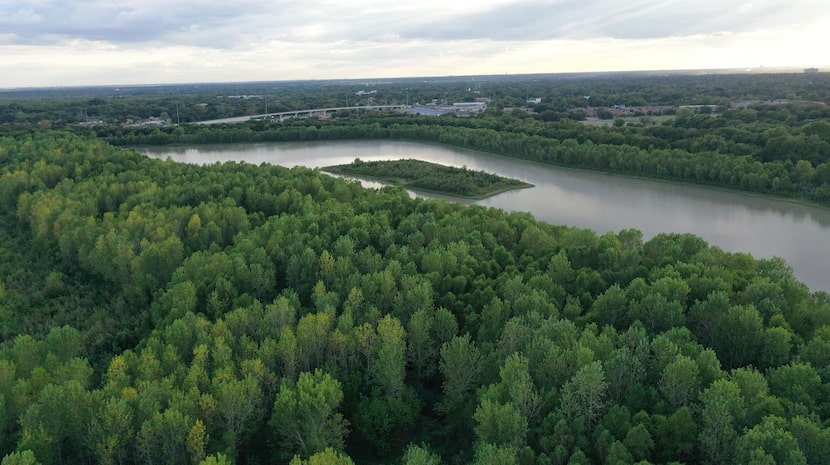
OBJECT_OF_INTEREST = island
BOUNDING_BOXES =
[323,158,534,199]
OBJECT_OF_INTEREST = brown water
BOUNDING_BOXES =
[139,140,830,293]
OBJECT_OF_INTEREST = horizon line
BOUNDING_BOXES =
[1,65,827,92]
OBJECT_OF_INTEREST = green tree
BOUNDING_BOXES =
[276,327,300,380]
[698,380,745,465]
[270,369,349,458]
[288,448,355,465]
[407,309,438,381]
[713,304,764,368]
[652,407,698,464]
[473,443,519,465]
[688,290,730,346]
[401,444,441,465]
[286,247,319,301]
[473,399,528,449]
[659,355,700,409]
[354,391,420,458]
[89,396,133,465]
[789,415,830,465]
[371,315,407,399]
[559,361,608,432]
[605,440,633,465]
[768,362,822,410]
[187,419,209,465]
[627,293,684,335]
[137,408,192,465]
[735,416,807,465]
[481,353,541,423]
[586,284,627,328]
[296,313,332,371]
[199,453,233,465]
[18,380,94,465]
[731,367,773,425]
[214,375,264,457]
[548,250,576,285]
[438,334,483,414]
[604,348,646,405]
[623,424,654,462]
[1,451,40,465]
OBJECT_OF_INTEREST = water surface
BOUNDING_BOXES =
[139,140,830,292]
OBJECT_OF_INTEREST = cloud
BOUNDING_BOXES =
[0,0,828,87]
[2,0,825,48]
[0,0,283,45]
[395,0,826,41]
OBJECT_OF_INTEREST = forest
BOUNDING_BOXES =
[323,159,532,199]
[3,72,830,465]
[2,129,830,465]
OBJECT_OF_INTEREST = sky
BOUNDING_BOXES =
[1,0,828,88]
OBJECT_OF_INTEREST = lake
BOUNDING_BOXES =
[138,140,830,293]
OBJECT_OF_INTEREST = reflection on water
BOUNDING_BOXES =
[139,140,830,292]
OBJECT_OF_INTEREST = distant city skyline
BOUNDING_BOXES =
[1,0,828,88]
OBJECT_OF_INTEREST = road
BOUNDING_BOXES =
[195,105,410,125]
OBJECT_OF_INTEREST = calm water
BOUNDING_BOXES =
[139,140,830,293]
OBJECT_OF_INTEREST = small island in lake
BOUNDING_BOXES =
[324,158,534,199]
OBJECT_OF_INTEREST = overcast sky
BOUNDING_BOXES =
[1,0,828,88]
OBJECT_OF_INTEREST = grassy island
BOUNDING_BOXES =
[323,158,533,199]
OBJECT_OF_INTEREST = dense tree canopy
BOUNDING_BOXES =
[2,126,830,465]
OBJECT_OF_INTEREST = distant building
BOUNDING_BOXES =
[408,101,486,117]
[408,105,455,116]
[527,97,542,104]
[453,102,487,113]
[126,116,170,127]
[805,68,820,73]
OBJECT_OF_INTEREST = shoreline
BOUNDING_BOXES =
[321,159,534,200]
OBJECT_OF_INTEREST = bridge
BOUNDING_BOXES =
[195,105,410,125]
